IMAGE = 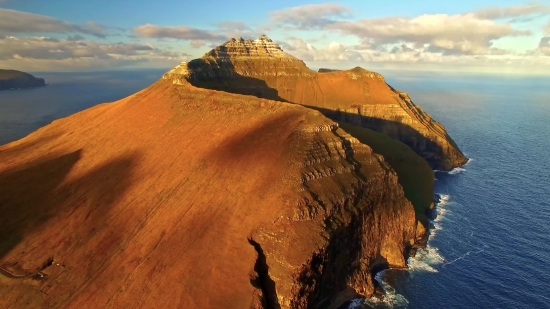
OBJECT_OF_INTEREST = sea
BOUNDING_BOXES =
[1,70,549,308]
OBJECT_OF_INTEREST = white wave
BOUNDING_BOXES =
[362,270,409,308]
[409,193,449,269]
[431,194,451,232]
[437,193,450,204]
[443,245,487,266]
[434,158,471,174]
[447,167,466,174]
[407,246,445,273]
[433,207,448,224]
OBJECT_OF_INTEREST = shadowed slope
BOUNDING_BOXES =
[338,122,435,224]
[0,79,418,308]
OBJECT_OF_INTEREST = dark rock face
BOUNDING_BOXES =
[164,36,467,171]
[0,70,46,91]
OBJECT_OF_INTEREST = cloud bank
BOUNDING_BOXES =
[0,36,188,70]
[1,4,549,73]
[133,24,226,41]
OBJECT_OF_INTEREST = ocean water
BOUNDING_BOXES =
[1,71,549,308]
[362,72,550,309]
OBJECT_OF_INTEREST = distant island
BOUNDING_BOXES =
[0,69,46,91]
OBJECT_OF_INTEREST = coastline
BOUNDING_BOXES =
[337,158,468,309]
[331,194,450,309]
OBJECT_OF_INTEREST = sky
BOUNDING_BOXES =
[0,0,549,74]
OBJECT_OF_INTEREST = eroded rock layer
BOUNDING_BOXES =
[0,79,417,308]
[163,36,467,170]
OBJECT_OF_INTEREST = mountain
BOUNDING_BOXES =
[163,35,467,171]
[0,70,46,91]
[0,36,463,309]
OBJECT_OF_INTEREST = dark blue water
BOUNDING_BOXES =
[362,72,550,309]
[0,70,166,145]
[1,71,549,308]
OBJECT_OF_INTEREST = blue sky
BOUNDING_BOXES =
[0,0,549,74]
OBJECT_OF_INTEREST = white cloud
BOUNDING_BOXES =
[270,3,352,29]
[0,9,109,38]
[282,38,364,61]
[0,36,188,70]
[217,21,251,32]
[280,36,548,70]
[545,20,550,34]
[190,40,206,48]
[328,14,530,55]
[267,4,537,58]
[216,21,264,42]
[133,24,226,41]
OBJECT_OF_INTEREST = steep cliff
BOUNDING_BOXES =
[0,70,45,91]
[0,77,419,308]
[164,36,467,171]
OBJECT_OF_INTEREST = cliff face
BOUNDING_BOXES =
[0,78,418,308]
[164,36,467,170]
[0,70,46,90]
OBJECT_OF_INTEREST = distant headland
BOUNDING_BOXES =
[0,69,46,91]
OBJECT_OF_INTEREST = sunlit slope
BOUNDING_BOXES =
[0,80,418,308]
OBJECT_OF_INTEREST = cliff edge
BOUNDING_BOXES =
[0,70,46,91]
[163,35,467,171]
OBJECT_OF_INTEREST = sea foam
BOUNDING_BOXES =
[408,245,445,273]
[448,167,466,174]
[362,270,410,308]
[434,158,472,174]
[357,194,455,308]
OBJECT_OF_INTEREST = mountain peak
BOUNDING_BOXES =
[204,35,294,59]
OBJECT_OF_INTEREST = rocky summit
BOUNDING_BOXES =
[165,36,467,171]
[0,35,465,309]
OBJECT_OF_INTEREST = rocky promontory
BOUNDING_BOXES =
[164,35,467,171]
[0,35,464,309]
[0,70,46,91]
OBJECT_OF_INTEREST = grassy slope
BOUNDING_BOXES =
[339,122,434,224]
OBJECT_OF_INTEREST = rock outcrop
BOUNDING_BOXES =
[0,70,46,91]
[164,36,467,170]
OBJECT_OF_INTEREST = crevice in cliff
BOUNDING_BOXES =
[248,238,281,309]
[290,185,370,309]
[331,130,368,182]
